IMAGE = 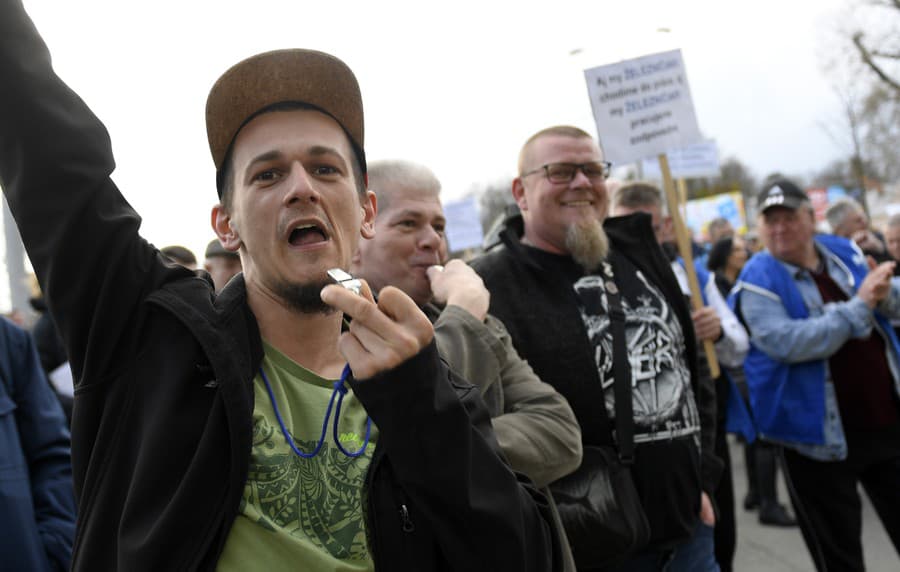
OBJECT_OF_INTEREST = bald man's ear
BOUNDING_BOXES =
[360,191,377,239]
[512,178,528,212]
[211,205,242,252]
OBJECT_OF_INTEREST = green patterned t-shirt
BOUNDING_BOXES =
[217,342,378,572]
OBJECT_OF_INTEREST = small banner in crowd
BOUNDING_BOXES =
[443,196,484,252]
[685,192,747,241]
[641,140,720,180]
[806,186,850,222]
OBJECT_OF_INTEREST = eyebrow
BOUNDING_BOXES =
[242,145,350,183]
[307,145,346,162]
[244,150,283,178]
[392,209,446,224]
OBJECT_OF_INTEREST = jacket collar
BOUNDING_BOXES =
[494,211,659,272]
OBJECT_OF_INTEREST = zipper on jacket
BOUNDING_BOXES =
[398,504,415,533]
[364,444,383,565]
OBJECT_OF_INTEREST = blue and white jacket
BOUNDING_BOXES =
[673,258,755,442]
[730,234,900,460]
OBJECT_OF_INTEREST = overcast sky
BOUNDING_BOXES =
[7,0,853,305]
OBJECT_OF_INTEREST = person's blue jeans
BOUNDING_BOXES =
[614,523,720,572]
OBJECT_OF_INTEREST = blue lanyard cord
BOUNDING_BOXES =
[260,366,332,458]
[259,364,372,459]
[333,365,372,458]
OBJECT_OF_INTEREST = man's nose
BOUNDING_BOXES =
[570,168,593,188]
[283,163,319,206]
[419,226,443,251]
[771,221,789,234]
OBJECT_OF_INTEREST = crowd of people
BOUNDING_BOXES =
[1,0,900,571]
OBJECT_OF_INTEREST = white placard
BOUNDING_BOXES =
[584,49,704,166]
[49,361,74,398]
[443,197,484,252]
[641,140,720,180]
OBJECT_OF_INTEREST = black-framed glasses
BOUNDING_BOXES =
[521,161,612,184]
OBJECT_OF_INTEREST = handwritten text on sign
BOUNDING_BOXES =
[584,50,703,166]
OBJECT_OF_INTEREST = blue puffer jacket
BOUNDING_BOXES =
[0,317,75,571]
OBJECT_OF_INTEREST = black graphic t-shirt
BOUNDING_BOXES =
[574,264,700,446]
[529,248,702,546]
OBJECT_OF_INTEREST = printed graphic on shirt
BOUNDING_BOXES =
[241,413,372,560]
[575,268,700,445]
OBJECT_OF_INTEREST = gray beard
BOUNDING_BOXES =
[273,278,336,315]
[565,219,609,273]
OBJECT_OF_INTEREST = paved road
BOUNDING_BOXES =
[727,437,897,571]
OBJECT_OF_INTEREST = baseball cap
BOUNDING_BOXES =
[205,49,366,195]
[204,239,239,260]
[757,179,809,213]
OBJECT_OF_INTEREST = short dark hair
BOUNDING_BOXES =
[612,182,664,211]
[707,217,732,236]
[518,125,595,175]
[160,245,197,267]
[217,101,367,210]
[706,237,734,273]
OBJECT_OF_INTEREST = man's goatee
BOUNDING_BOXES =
[565,219,609,273]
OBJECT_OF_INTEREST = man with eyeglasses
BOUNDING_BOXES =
[472,125,722,571]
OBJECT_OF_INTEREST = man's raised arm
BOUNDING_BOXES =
[0,0,190,382]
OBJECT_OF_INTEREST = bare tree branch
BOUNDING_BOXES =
[870,0,900,10]
[869,50,900,60]
[853,32,900,93]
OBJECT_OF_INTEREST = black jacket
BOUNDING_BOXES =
[0,2,558,570]
[470,213,722,500]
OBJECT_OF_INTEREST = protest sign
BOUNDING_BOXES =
[584,49,704,166]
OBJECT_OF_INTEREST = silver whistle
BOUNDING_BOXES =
[327,268,363,296]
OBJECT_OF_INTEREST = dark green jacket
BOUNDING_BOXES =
[431,304,582,488]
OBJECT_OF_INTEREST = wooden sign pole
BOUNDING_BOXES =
[658,154,720,378]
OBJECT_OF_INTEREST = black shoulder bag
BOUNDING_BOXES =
[550,261,651,570]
